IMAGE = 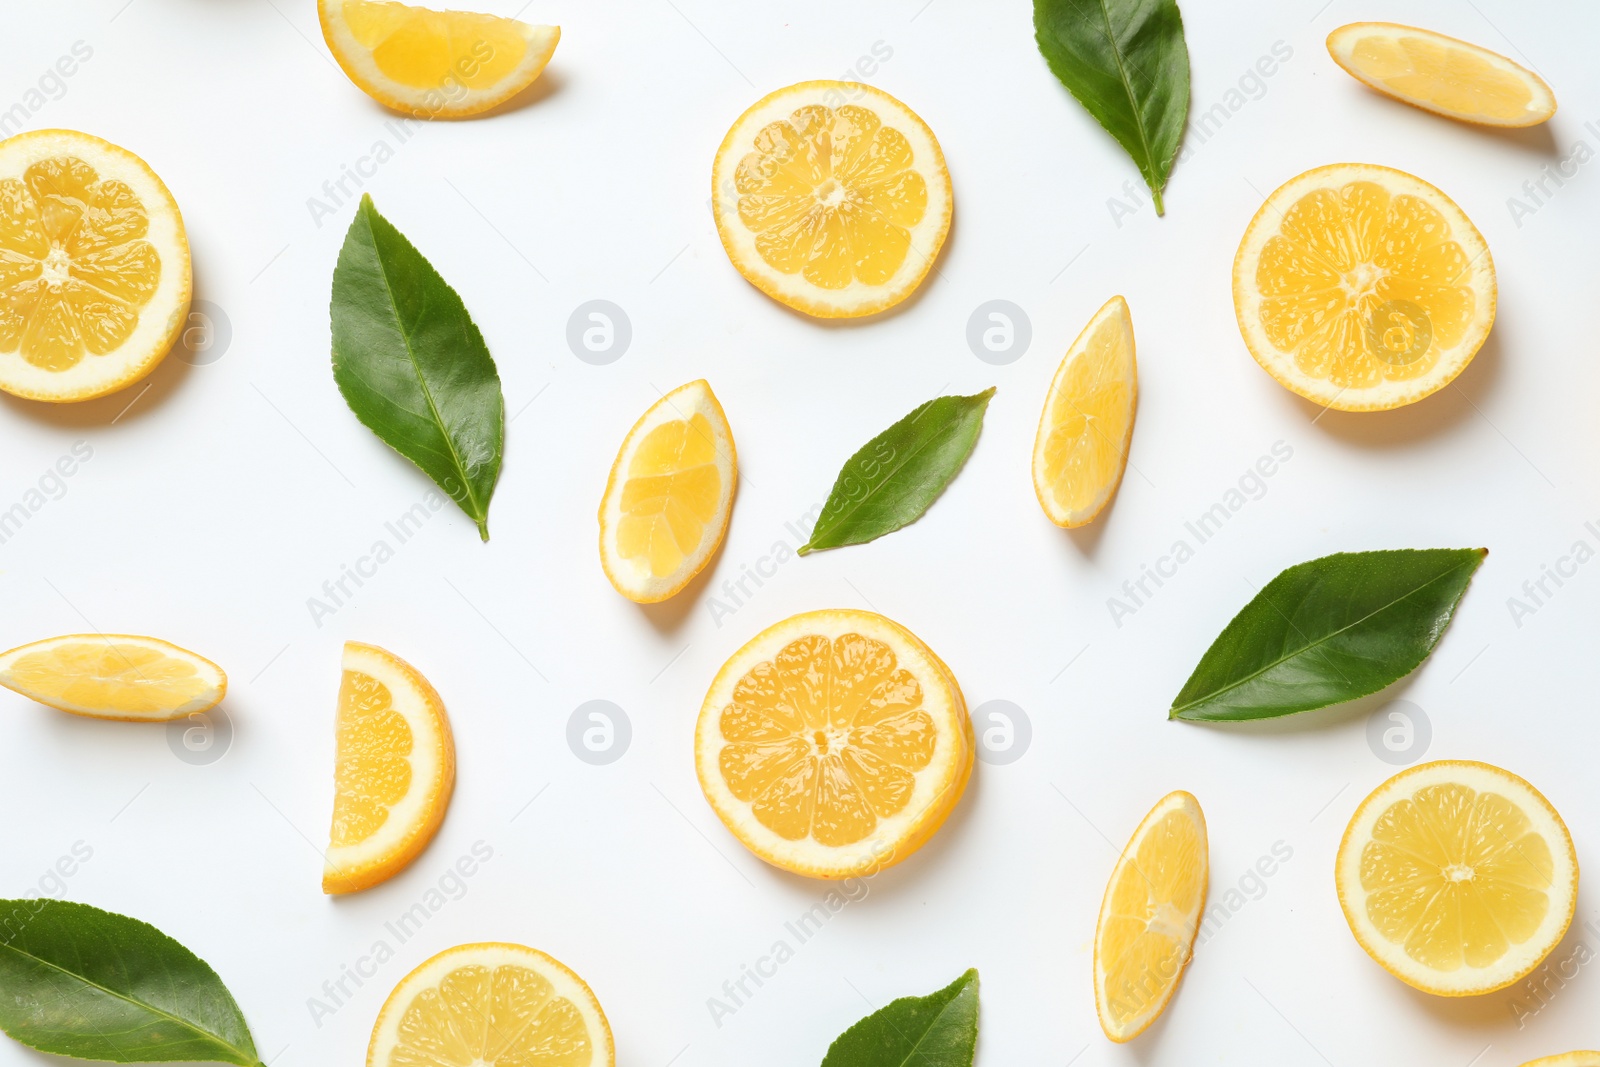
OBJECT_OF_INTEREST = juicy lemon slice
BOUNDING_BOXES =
[367,943,614,1067]
[695,609,972,879]
[1336,760,1579,996]
[324,642,455,894]
[711,80,953,318]
[1233,162,1495,411]
[1031,295,1137,527]
[1520,1056,1600,1067]
[319,0,559,118]
[0,129,189,403]
[0,634,224,722]
[1094,791,1208,1042]
[598,380,737,603]
[1328,23,1556,127]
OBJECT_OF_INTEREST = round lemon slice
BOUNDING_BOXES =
[319,0,559,118]
[1520,1055,1600,1067]
[1032,295,1137,527]
[1233,163,1495,411]
[0,634,224,721]
[324,642,455,895]
[368,943,614,1067]
[598,380,737,603]
[1093,791,1208,1042]
[712,81,953,318]
[1336,760,1578,996]
[695,609,972,879]
[0,129,189,403]
[1328,23,1556,127]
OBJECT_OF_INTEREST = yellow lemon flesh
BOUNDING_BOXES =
[695,609,972,879]
[0,129,189,402]
[1094,791,1208,1042]
[1519,1056,1600,1067]
[319,0,559,118]
[1328,22,1556,127]
[1336,760,1578,996]
[324,642,455,894]
[712,80,952,318]
[367,942,614,1067]
[0,634,224,722]
[1032,295,1137,527]
[598,380,737,603]
[1233,162,1494,411]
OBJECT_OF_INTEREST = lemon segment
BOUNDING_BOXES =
[1336,760,1579,996]
[0,129,189,402]
[1520,1055,1600,1067]
[1328,23,1556,127]
[0,634,224,722]
[324,642,455,894]
[598,380,737,603]
[1093,791,1208,1042]
[1032,295,1137,527]
[1233,163,1495,411]
[712,81,952,318]
[319,0,559,118]
[695,609,972,879]
[367,942,614,1067]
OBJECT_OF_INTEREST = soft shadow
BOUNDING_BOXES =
[638,534,728,635]
[1302,327,1504,448]
[1063,515,1109,557]
[1171,675,1416,737]
[1351,90,1561,158]
[477,67,567,118]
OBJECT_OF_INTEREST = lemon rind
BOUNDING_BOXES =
[0,633,225,722]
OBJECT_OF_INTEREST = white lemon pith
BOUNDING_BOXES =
[0,129,189,402]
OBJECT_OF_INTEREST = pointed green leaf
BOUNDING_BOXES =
[1170,548,1487,722]
[820,969,979,1067]
[331,194,504,540]
[0,899,265,1065]
[800,389,994,555]
[1034,0,1191,213]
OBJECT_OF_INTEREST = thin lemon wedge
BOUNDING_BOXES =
[1094,791,1208,1042]
[695,609,972,879]
[1032,295,1137,527]
[1328,23,1556,127]
[0,634,224,721]
[367,943,614,1067]
[712,81,952,318]
[1336,760,1578,996]
[0,129,190,402]
[598,380,737,603]
[319,0,559,118]
[1233,162,1495,411]
[324,642,455,894]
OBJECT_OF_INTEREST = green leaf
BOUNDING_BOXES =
[799,389,994,555]
[1033,0,1191,214]
[1170,548,1487,722]
[820,969,978,1067]
[0,899,265,1065]
[331,194,504,541]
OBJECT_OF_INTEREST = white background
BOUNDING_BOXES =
[3,1,1598,1064]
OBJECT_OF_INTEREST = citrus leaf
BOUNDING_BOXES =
[1170,548,1486,722]
[331,194,504,541]
[0,899,265,1065]
[1033,0,1191,214]
[820,969,978,1067]
[799,389,994,555]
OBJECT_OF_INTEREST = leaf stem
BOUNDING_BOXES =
[1151,184,1166,216]
[476,518,490,542]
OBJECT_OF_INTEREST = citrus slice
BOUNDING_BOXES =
[1031,295,1137,527]
[0,129,190,403]
[324,642,455,894]
[695,609,972,879]
[1233,163,1495,411]
[368,943,614,1067]
[1328,23,1556,127]
[1520,1056,1600,1067]
[318,0,559,118]
[1336,760,1579,996]
[711,80,953,318]
[0,634,224,721]
[598,380,737,604]
[1093,791,1208,1042]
